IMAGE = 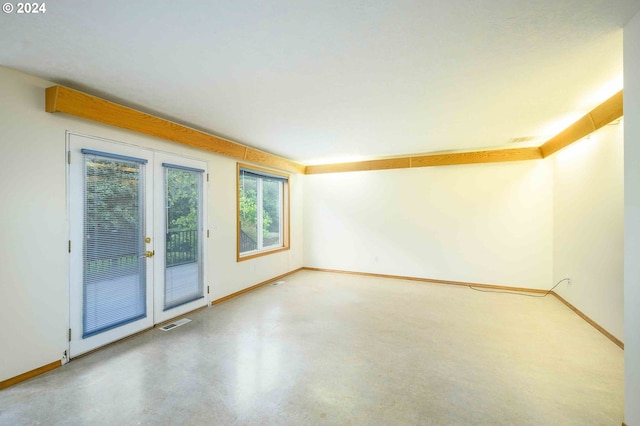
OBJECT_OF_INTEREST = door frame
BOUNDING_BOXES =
[153,151,209,324]
[66,132,209,359]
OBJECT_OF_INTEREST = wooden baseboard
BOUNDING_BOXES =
[212,267,304,305]
[1,269,303,390]
[301,267,547,294]
[551,292,624,350]
[302,267,623,349]
[1,268,622,395]
[0,360,61,390]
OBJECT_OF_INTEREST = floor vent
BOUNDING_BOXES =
[272,281,285,286]
[159,318,191,331]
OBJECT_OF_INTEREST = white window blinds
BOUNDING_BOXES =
[82,149,147,338]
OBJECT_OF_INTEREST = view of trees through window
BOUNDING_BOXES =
[84,158,143,278]
[165,168,200,266]
[239,169,283,254]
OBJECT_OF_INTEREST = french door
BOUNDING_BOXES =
[68,133,207,357]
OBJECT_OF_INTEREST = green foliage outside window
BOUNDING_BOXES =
[239,173,282,247]
[166,169,198,231]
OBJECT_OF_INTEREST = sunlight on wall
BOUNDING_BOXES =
[554,118,623,168]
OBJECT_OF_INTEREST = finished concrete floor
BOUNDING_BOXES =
[0,270,624,425]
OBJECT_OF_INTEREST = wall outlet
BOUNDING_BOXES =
[566,277,572,285]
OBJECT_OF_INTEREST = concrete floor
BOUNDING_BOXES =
[0,270,624,425]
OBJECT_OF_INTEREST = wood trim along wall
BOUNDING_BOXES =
[45,86,623,175]
[301,267,548,294]
[0,360,61,390]
[302,267,624,349]
[305,157,411,174]
[0,305,209,390]
[211,268,303,305]
[44,86,306,175]
[539,90,624,158]
[411,147,543,167]
[550,291,624,350]
[305,147,543,174]
[305,91,623,174]
[1,268,622,390]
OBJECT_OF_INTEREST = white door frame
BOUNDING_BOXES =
[67,132,209,358]
[153,152,209,324]
[67,133,155,357]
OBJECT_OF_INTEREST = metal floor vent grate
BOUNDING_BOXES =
[159,318,191,331]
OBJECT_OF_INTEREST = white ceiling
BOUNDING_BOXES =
[1,1,639,164]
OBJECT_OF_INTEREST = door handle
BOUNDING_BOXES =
[140,250,154,258]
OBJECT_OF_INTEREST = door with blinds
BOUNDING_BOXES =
[153,152,207,324]
[68,134,207,357]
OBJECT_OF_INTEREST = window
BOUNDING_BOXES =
[237,164,289,260]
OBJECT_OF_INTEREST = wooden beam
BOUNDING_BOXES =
[305,157,411,175]
[46,85,623,175]
[305,148,543,174]
[306,92,623,174]
[45,86,306,174]
[44,85,59,113]
[540,90,623,158]
[410,147,543,168]
[244,147,305,174]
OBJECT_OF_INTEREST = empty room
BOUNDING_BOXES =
[1,1,640,425]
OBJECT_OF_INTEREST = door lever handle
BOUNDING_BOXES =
[140,250,154,258]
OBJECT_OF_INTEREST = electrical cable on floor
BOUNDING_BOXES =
[468,278,570,298]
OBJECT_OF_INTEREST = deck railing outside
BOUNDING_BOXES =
[166,229,198,266]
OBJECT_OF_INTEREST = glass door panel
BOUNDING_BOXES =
[164,164,204,310]
[82,150,147,337]
[69,136,208,356]
[154,154,208,324]
[69,134,154,357]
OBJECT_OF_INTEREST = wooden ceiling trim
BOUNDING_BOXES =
[307,91,623,174]
[410,147,543,168]
[45,85,623,176]
[45,86,306,174]
[306,148,543,174]
[540,90,623,158]
[305,157,411,175]
[244,147,306,174]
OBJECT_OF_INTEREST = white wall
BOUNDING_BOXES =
[0,66,303,382]
[552,122,624,341]
[624,9,640,426]
[0,52,632,400]
[304,160,554,289]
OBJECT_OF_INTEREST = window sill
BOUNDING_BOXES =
[237,245,290,262]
